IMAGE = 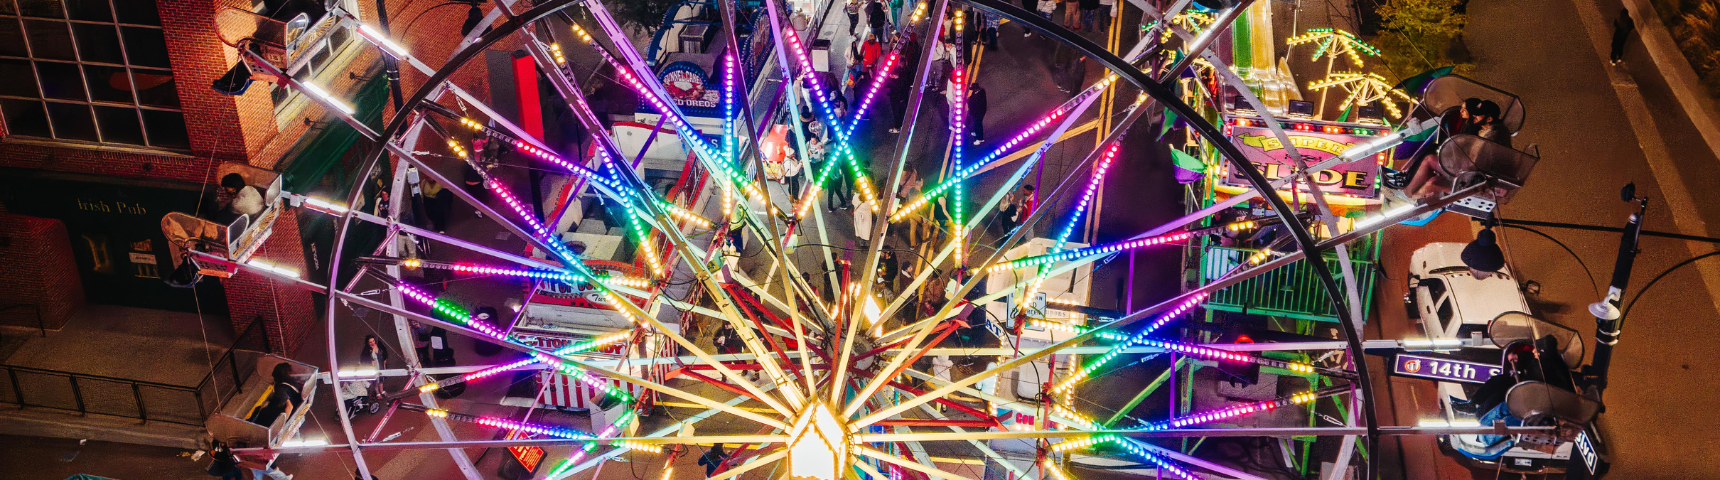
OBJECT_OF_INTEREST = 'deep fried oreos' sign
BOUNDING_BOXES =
[640,61,722,118]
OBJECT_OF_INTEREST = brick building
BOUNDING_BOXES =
[0,0,510,355]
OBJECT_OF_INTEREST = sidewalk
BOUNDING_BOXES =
[1369,0,1720,477]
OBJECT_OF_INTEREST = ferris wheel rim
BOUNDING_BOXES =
[308,0,1386,478]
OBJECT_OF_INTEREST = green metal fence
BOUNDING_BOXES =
[1199,234,1379,322]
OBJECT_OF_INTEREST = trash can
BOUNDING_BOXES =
[812,38,831,72]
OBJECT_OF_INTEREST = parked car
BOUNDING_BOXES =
[1404,242,1573,474]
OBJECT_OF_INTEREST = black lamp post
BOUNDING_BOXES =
[1461,214,1506,273]
[1586,183,1649,397]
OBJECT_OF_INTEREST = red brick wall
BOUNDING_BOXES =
[0,214,86,330]
[0,0,519,355]
[223,212,316,355]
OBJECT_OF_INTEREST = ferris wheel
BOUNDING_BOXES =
[184,0,1552,479]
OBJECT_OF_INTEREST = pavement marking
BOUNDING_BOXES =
[1570,0,1720,318]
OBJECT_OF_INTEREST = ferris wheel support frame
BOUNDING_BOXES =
[216,0,1507,477]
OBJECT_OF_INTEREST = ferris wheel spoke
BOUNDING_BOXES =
[706,448,789,480]
[829,0,950,408]
[856,446,977,480]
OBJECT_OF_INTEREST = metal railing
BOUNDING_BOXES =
[0,304,46,338]
[0,318,267,426]
[1199,235,1380,322]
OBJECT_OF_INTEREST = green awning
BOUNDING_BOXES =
[279,75,390,196]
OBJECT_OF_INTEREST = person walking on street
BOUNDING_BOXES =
[998,184,1036,235]
[846,0,861,35]
[358,335,389,394]
[699,444,731,477]
[1611,8,1634,65]
[854,191,876,247]
[1079,0,1100,32]
[866,0,889,41]
[206,440,242,480]
[878,249,900,294]
[968,85,988,145]
[1099,0,1115,30]
[1063,0,1079,29]
[827,160,854,210]
[1036,0,1057,23]
[1021,0,1038,37]
[980,11,1001,51]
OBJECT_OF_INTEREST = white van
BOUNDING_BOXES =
[1404,242,1571,473]
[1406,242,1529,341]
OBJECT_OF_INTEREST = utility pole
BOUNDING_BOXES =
[1585,183,1648,398]
[373,0,405,110]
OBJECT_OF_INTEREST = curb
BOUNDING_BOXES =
[0,409,203,449]
[1622,0,1720,158]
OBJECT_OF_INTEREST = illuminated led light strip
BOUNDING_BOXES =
[417,332,632,395]
[1027,319,1129,341]
[488,179,550,238]
[510,138,631,193]
[894,74,1121,223]
[549,43,567,65]
[909,1,929,22]
[843,50,899,136]
[1041,460,1076,480]
[301,197,349,215]
[781,26,878,215]
[546,409,639,478]
[355,24,409,58]
[452,263,580,282]
[603,161,666,277]
[887,105,1076,221]
[1051,405,1094,430]
[1048,435,1112,452]
[1052,293,1207,393]
[779,24,874,215]
[397,258,608,287]
[1019,143,1121,307]
[581,37,763,208]
[534,352,634,401]
[299,80,355,115]
[422,407,593,440]
[451,116,627,195]
[396,283,509,341]
[446,139,469,158]
[569,23,593,43]
[245,259,301,279]
[581,32,724,170]
[1055,144,1119,247]
[1140,391,1325,431]
[657,200,713,228]
[949,64,968,263]
[1111,439,1198,480]
[419,357,539,394]
[721,53,737,218]
[989,232,1194,272]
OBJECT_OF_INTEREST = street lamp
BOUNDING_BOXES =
[1460,224,1505,273]
[1587,183,1649,397]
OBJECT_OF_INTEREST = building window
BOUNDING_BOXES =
[0,0,188,150]
[267,0,360,113]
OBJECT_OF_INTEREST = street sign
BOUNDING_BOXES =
[1391,354,1503,384]
[1216,120,1386,201]
[506,430,544,473]
[1574,429,1597,473]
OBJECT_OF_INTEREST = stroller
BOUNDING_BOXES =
[340,379,383,418]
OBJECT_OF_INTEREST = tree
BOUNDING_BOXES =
[603,0,684,35]
[1374,0,1470,81]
